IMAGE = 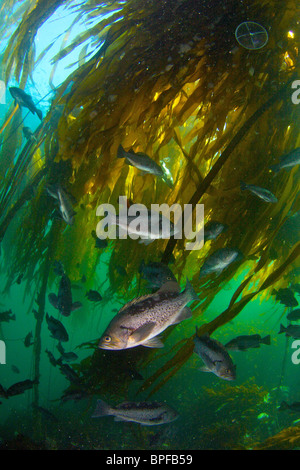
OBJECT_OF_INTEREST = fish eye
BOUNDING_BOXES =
[167,276,172,280]
[103,335,111,343]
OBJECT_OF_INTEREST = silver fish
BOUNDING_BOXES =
[240,181,278,203]
[117,144,164,177]
[199,248,242,278]
[270,147,300,173]
[92,399,178,425]
[103,209,179,245]
[98,279,198,350]
[47,185,76,225]
[194,332,236,380]
[204,221,228,243]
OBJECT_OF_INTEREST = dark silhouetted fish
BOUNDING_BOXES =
[225,334,271,351]
[287,309,300,322]
[6,379,38,397]
[139,260,177,289]
[46,313,69,342]
[0,310,16,323]
[279,323,300,339]
[57,342,78,362]
[9,87,43,120]
[85,289,102,302]
[48,273,82,317]
[24,332,34,348]
[272,288,298,308]
[279,401,300,413]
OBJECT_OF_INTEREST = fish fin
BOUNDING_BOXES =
[185,278,199,302]
[71,301,82,311]
[48,293,58,309]
[36,109,43,120]
[138,238,153,245]
[117,145,127,159]
[113,416,128,422]
[142,336,164,348]
[157,281,180,293]
[198,366,212,373]
[262,335,271,345]
[92,399,112,418]
[279,324,286,334]
[130,322,156,343]
[172,307,192,325]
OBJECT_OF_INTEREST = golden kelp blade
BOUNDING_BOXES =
[0,104,19,134]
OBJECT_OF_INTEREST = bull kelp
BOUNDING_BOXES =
[0,0,299,451]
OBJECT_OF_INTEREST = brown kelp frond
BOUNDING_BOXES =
[253,426,300,450]
[3,0,67,84]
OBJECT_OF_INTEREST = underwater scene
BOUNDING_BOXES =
[0,0,299,451]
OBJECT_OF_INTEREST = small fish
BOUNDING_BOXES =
[46,313,69,342]
[139,260,177,289]
[85,289,102,302]
[92,398,178,425]
[6,379,38,397]
[287,309,300,321]
[22,126,37,141]
[270,147,300,173]
[204,221,228,243]
[0,309,16,323]
[48,273,82,317]
[9,87,43,120]
[117,144,164,178]
[58,363,81,385]
[225,334,271,351]
[47,185,76,225]
[272,288,298,308]
[240,181,278,203]
[61,389,89,402]
[194,331,236,381]
[278,401,300,413]
[199,248,242,278]
[279,323,300,339]
[91,230,108,249]
[11,365,20,374]
[53,260,65,276]
[57,342,78,362]
[16,273,24,284]
[98,279,198,350]
[45,349,60,367]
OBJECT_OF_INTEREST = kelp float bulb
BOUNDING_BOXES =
[235,21,268,50]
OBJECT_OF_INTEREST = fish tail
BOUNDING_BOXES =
[240,181,247,191]
[36,109,43,121]
[261,335,271,345]
[92,399,112,418]
[117,144,126,159]
[185,278,199,303]
[279,324,286,334]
